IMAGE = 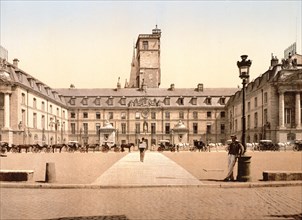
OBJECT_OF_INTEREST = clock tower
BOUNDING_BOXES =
[128,25,161,88]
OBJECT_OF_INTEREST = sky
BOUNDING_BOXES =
[0,1,301,89]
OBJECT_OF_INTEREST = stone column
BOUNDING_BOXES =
[279,92,285,129]
[4,93,10,129]
[296,93,301,128]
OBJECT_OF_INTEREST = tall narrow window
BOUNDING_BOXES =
[206,124,211,134]
[221,124,225,134]
[285,108,292,124]
[33,98,37,109]
[135,123,140,134]
[41,115,45,129]
[22,93,25,104]
[264,109,268,123]
[71,123,76,134]
[165,123,170,134]
[264,92,268,104]
[83,123,88,135]
[151,123,156,134]
[96,123,100,135]
[121,123,126,134]
[33,113,37,128]
[254,112,258,128]
[193,123,198,134]
[41,101,45,111]
[143,41,148,50]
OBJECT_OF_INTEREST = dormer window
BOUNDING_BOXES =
[29,79,34,88]
[178,97,184,105]
[205,97,212,105]
[45,87,50,95]
[164,96,170,105]
[191,96,197,105]
[17,72,23,82]
[120,96,126,105]
[220,97,226,105]
[108,96,113,106]
[95,97,100,106]
[37,83,42,91]
[70,97,75,105]
[82,97,88,105]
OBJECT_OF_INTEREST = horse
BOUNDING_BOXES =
[51,144,67,153]
[31,143,48,153]
[84,143,100,153]
[67,142,81,152]
[193,140,206,152]
[16,144,33,153]
[121,143,134,152]
[176,143,189,151]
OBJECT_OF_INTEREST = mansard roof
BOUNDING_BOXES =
[56,87,238,108]
[1,59,66,106]
[56,87,238,97]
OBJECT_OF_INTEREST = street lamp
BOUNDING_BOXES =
[236,55,252,182]
[237,55,252,154]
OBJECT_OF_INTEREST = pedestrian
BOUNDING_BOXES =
[139,138,146,162]
[224,135,244,182]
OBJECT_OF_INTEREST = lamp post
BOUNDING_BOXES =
[237,55,252,153]
[236,55,252,182]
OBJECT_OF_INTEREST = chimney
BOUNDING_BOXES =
[197,83,203,92]
[270,54,278,67]
[13,58,19,68]
[170,84,175,91]
[117,77,121,89]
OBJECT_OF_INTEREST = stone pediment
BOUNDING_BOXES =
[275,70,302,83]
[128,97,161,107]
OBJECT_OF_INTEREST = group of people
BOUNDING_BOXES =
[138,135,245,182]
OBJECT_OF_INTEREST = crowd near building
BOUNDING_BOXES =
[0,27,301,148]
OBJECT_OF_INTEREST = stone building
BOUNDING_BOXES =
[0,27,237,148]
[1,27,301,148]
[227,53,302,143]
[0,57,68,146]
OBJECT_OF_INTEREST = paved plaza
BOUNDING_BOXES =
[1,151,302,219]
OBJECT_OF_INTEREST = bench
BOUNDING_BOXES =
[263,171,302,181]
[0,170,34,181]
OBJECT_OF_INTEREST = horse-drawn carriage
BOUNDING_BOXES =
[0,141,10,154]
[258,140,279,151]
[157,140,175,152]
[293,140,302,151]
[192,140,207,152]
[101,141,119,152]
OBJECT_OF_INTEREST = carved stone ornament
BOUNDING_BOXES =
[141,109,149,118]
[128,97,160,107]
[281,57,298,70]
